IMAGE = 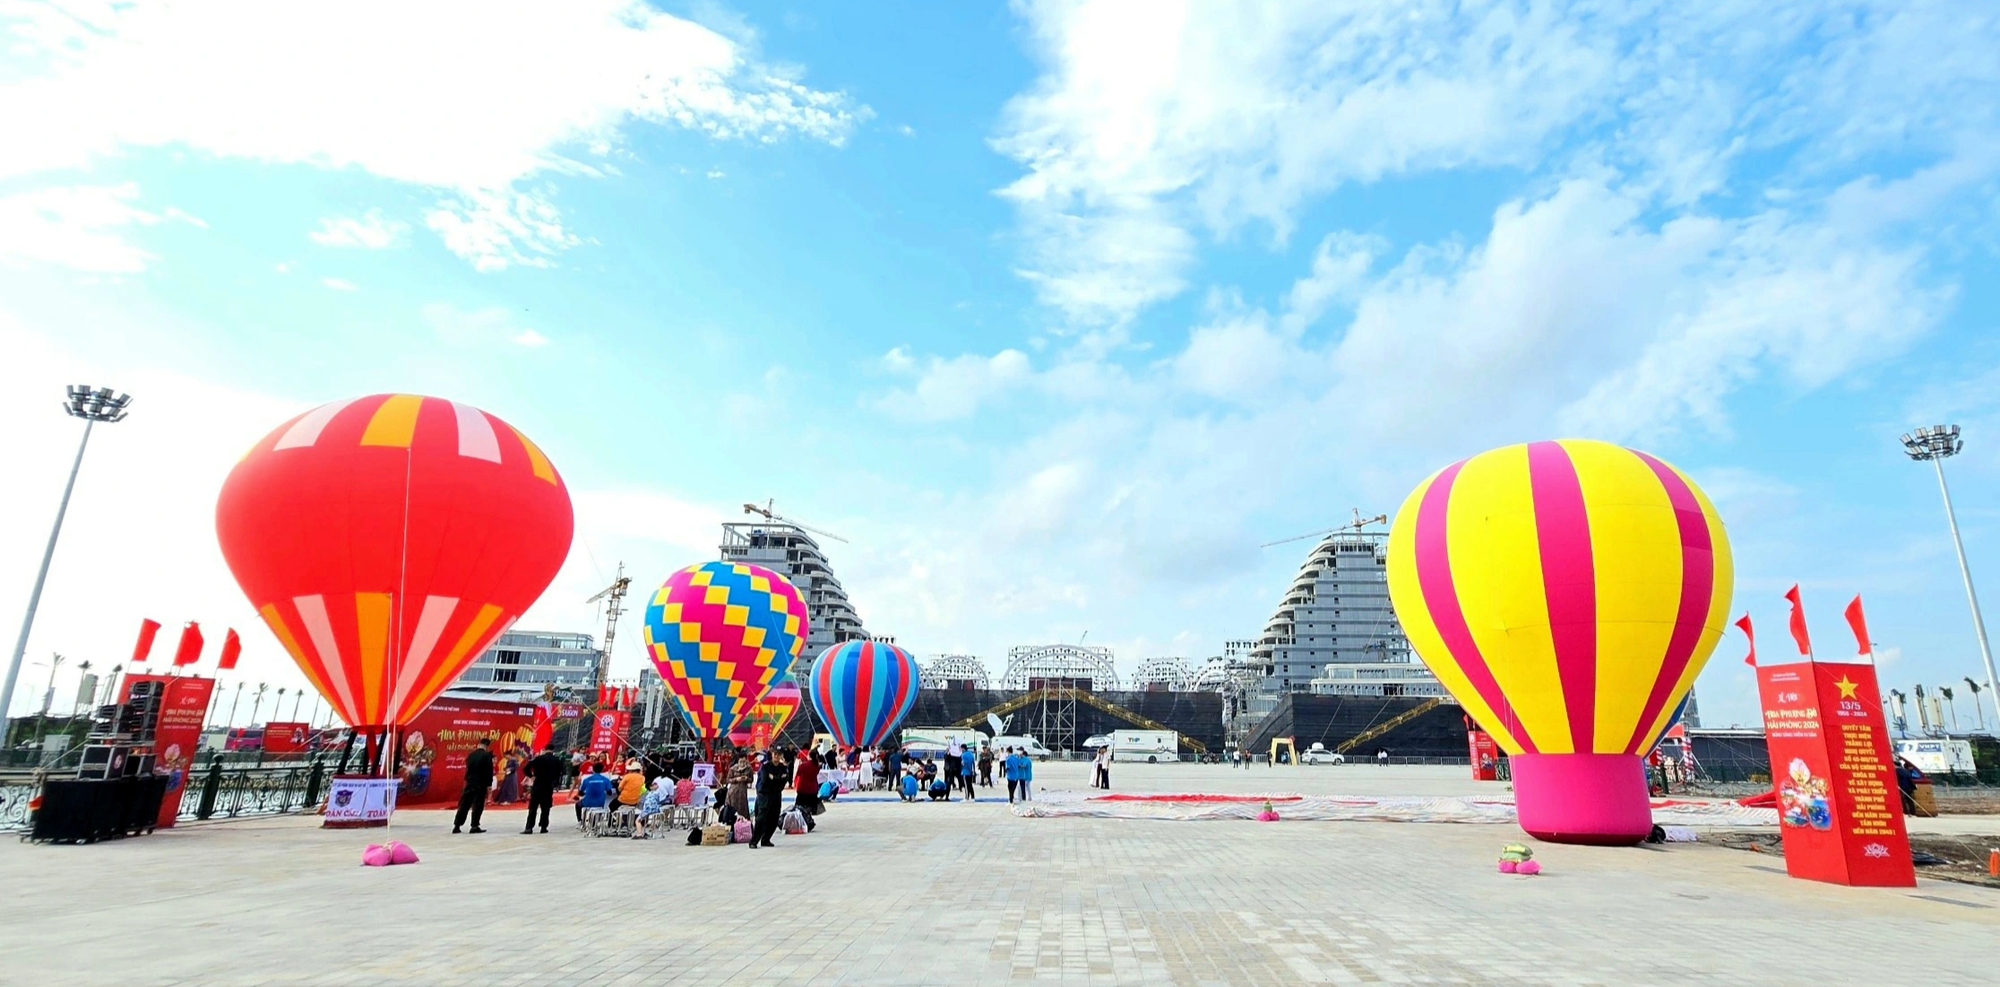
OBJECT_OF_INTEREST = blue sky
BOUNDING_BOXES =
[3,1,1999,733]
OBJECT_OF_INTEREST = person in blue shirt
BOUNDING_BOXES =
[960,748,978,802]
[576,762,616,814]
[1004,748,1033,803]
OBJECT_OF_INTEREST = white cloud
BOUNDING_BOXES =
[309,210,409,249]
[319,277,359,292]
[993,0,2000,329]
[994,0,1611,327]
[0,0,864,270]
[706,170,727,179]
[874,347,1037,421]
[425,188,580,272]
[513,329,551,348]
[0,183,200,273]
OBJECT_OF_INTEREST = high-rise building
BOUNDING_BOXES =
[1249,529,1441,698]
[719,521,871,673]
[451,629,601,702]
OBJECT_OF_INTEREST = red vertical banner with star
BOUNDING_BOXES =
[1757,659,1914,887]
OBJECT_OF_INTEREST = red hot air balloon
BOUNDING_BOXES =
[216,394,573,729]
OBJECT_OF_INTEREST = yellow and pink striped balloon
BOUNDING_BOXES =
[1386,439,1733,758]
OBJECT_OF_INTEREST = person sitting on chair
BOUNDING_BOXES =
[576,762,616,828]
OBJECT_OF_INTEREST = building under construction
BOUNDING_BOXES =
[719,515,872,672]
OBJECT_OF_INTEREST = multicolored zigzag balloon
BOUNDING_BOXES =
[642,561,807,740]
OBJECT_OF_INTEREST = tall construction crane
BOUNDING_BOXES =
[1260,509,1389,549]
[585,562,631,689]
[742,498,849,543]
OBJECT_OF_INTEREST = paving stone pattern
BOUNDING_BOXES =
[1,764,1995,986]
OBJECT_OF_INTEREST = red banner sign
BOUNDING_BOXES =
[1756,660,1914,887]
[1467,729,1500,781]
[153,676,215,829]
[395,698,535,807]
[263,721,311,755]
[590,709,630,754]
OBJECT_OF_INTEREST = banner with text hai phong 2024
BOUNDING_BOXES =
[1756,660,1915,887]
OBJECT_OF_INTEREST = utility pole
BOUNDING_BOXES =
[2,386,132,724]
[1902,425,2000,733]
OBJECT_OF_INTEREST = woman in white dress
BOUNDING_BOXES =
[857,748,877,789]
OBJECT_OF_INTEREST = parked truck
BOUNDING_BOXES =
[1109,729,1180,763]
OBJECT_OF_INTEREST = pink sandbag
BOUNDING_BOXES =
[387,841,419,864]
[733,818,753,844]
[362,844,394,867]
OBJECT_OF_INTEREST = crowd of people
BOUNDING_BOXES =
[444,734,1044,844]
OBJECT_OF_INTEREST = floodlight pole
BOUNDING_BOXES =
[1904,425,2000,734]
[3,386,132,725]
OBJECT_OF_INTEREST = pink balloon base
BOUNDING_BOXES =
[1511,752,1652,846]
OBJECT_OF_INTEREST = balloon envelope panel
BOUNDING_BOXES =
[216,394,574,729]
[641,561,807,740]
[808,640,920,748]
[727,675,803,746]
[1386,439,1732,757]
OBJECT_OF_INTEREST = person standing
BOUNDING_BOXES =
[978,745,994,788]
[520,746,564,834]
[453,737,496,833]
[1093,746,1111,790]
[1005,747,1034,803]
[960,749,978,801]
[792,747,821,832]
[725,753,754,821]
[944,737,965,799]
[751,749,790,848]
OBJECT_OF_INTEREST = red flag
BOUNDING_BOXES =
[218,629,242,670]
[131,618,161,664]
[1843,596,1872,658]
[171,622,205,667]
[1784,585,1812,658]
[623,686,637,709]
[1736,614,1757,667]
[531,702,554,751]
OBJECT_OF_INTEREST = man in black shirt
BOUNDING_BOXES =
[453,737,495,834]
[750,748,791,849]
[520,746,564,834]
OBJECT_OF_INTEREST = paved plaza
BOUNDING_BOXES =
[3,764,1997,986]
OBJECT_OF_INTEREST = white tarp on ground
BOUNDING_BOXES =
[1012,792,1779,827]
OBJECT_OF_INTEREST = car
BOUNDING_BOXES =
[1300,746,1344,765]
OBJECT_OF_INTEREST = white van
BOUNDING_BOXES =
[987,735,1053,760]
[900,727,983,756]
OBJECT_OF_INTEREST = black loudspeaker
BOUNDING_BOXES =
[77,744,127,781]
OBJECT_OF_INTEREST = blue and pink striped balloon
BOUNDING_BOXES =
[807,640,919,747]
